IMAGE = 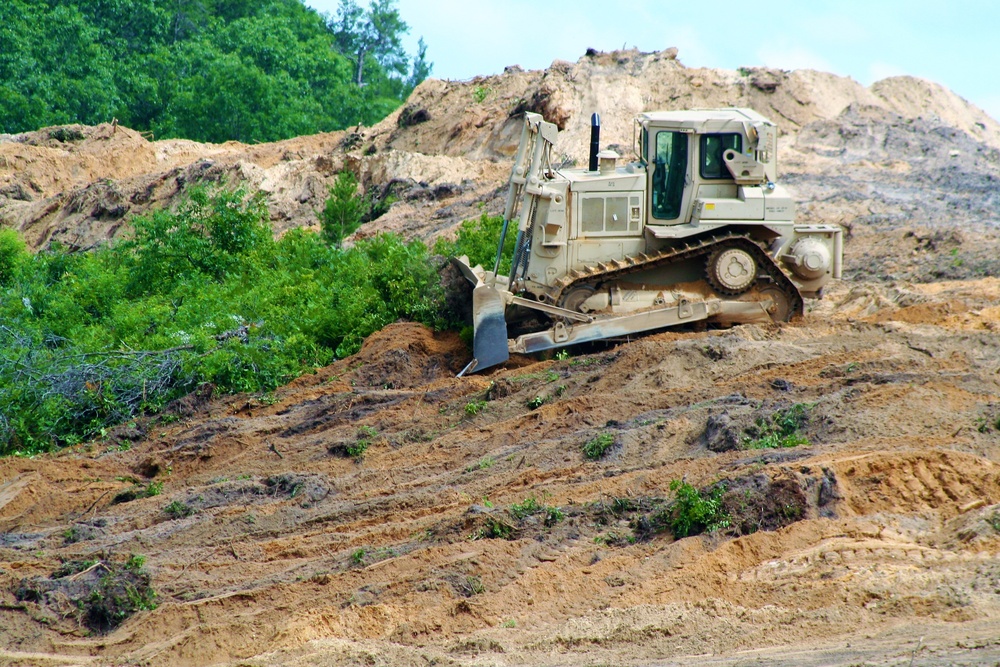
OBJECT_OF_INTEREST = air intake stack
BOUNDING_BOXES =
[589,113,600,172]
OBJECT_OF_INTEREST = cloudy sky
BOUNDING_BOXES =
[305,0,1000,121]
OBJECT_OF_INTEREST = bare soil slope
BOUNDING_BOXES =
[1,277,1000,666]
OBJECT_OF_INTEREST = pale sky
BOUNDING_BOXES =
[306,0,1000,122]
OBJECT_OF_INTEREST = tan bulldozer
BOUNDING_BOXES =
[453,108,843,374]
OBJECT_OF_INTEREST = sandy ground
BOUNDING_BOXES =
[1,276,999,666]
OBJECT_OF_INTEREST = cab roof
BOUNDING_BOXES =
[637,107,773,132]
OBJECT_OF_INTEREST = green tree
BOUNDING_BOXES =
[321,171,366,246]
[0,0,427,142]
[330,0,411,86]
[407,36,432,90]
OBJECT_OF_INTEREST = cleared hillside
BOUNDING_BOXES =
[1,48,1000,666]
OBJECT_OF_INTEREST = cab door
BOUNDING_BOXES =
[648,129,691,224]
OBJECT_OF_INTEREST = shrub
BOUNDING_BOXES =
[661,480,730,538]
[526,396,546,410]
[470,517,515,541]
[743,404,811,449]
[509,496,541,520]
[320,171,366,246]
[582,432,614,460]
[85,557,157,633]
[163,501,194,519]
[0,185,448,456]
[433,210,515,276]
[18,556,157,634]
[544,506,565,526]
[0,228,27,286]
[464,400,487,416]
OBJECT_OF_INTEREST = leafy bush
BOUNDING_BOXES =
[163,501,193,519]
[582,432,615,460]
[661,480,730,538]
[464,400,487,416]
[742,404,810,449]
[0,185,447,456]
[509,496,541,520]
[470,517,515,541]
[0,229,27,286]
[433,210,515,276]
[544,506,565,526]
[84,556,157,633]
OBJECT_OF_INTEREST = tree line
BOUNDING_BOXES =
[0,0,430,143]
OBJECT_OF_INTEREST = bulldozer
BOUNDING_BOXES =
[453,108,843,375]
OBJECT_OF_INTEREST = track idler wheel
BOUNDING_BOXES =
[758,284,795,322]
[706,246,757,295]
[559,284,597,313]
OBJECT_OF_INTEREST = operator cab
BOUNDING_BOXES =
[636,108,781,228]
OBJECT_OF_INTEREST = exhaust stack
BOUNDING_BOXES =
[589,113,600,172]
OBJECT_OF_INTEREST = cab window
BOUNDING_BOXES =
[700,133,742,179]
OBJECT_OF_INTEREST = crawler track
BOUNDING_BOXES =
[544,233,803,321]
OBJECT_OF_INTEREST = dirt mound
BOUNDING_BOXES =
[4,48,999,262]
[344,322,468,388]
[372,50,1000,163]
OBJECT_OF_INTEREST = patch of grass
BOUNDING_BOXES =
[464,400,487,416]
[509,496,541,520]
[465,456,494,473]
[470,517,515,541]
[526,395,546,410]
[583,432,615,460]
[111,480,164,505]
[464,575,485,596]
[163,501,193,519]
[544,506,565,527]
[500,618,517,628]
[636,480,730,539]
[351,548,366,565]
[743,404,811,449]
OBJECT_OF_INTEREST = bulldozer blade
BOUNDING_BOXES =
[465,284,510,374]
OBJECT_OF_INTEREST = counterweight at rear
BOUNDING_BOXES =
[454,108,843,374]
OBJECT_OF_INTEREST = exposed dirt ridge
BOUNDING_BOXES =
[2,48,998,254]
